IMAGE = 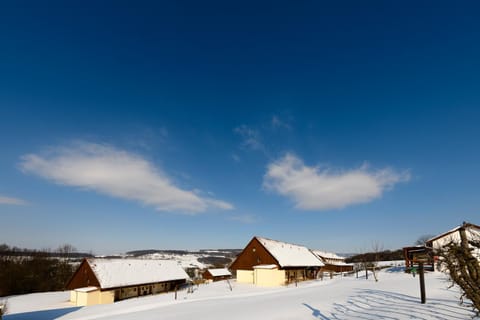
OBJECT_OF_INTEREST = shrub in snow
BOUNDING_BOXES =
[435,223,480,316]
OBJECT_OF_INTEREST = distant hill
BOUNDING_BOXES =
[126,249,241,257]
[123,248,242,269]
[126,249,190,256]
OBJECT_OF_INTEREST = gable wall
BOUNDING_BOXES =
[432,227,480,259]
[230,237,279,271]
[203,270,213,280]
[66,259,101,290]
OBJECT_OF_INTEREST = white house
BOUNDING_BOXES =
[427,222,480,261]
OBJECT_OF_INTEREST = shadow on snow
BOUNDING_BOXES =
[302,288,474,320]
[303,303,331,320]
[4,307,81,320]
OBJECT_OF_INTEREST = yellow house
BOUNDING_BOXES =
[230,236,324,286]
[66,259,190,306]
[70,286,114,306]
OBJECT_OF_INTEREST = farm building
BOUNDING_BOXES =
[230,236,324,286]
[403,222,480,271]
[312,250,354,273]
[427,222,480,268]
[426,222,480,253]
[66,258,190,306]
[202,268,232,282]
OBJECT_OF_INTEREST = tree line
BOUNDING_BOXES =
[345,249,404,264]
[0,244,91,297]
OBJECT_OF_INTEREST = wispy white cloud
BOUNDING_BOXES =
[19,142,233,214]
[231,153,241,163]
[263,153,410,211]
[0,195,27,205]
[271,115,291,130]
[234,125,264,151]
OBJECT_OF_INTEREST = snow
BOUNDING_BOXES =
[87,259,190,289]
[1,291,71,315]
[311,250,354,267]
[74,287,98,293]
[313,250,345,260]
[4,267,476,320]
[253,264,278,269]
[427,223,480,244]
[312,250,345,261]
[256,237,324,267]
[207,268,231,277]
[137,253,208,269]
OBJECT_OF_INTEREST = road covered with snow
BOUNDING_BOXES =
[3,268,476,320]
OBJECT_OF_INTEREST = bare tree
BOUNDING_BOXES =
[56,244,76,259]
[355,248,369,280]
[415,235,435,246]
[435,224,480,316]
[371,241,384,282]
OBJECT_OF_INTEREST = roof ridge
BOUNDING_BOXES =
[255,236,309,249]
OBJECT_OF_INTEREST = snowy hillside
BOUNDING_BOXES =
[134,252,209,269]
[3,268,476,320]
[114,249,240,269]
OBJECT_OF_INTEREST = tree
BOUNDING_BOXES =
[0,245,78,296]
[56,244,77,259]
[415,235,434,246]
[371,241,384,282]
[55,244,77,289]
[435,223,480,316]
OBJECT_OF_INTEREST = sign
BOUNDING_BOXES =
[414,254,430,263]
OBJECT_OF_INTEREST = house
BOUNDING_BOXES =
[202,268,232,282]
[66,258,190,306]
[312,250,354,273]
[403,222,480,272]
[426,222,480,253]
[427,222,480,267]
[229,236,324,286]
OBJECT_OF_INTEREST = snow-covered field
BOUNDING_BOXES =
[136,252,208,269]
[3,268,476,320]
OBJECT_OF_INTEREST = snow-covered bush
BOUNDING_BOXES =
[436,224,480,316]
[0,300,7,319]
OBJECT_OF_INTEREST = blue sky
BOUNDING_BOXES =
[1,1,479,254]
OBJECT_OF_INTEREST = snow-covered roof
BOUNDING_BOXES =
[427,223,480,244]
[312,251,352,266]
[253,264,278,269]
[312,250,346,261]
[87,259,190,289]
[256,237,324,268]
[75,286,99,293]
[207,268,232,277]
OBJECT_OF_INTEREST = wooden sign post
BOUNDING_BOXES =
[419,262,426,304]
[415,254,428,304]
